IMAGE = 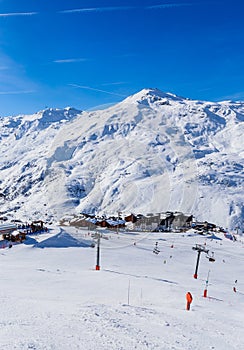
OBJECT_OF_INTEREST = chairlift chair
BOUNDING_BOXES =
[206,252,215,262]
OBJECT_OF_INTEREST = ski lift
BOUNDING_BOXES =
[206,251,215,262]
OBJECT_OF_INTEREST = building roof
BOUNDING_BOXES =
[0,223,17,232]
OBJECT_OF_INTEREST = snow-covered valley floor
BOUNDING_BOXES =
[0,227,243,349]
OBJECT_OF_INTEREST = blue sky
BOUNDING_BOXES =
[0,0,244,115]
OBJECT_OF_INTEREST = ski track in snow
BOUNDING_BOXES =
[0,227,244,349]
[0,301,242,349]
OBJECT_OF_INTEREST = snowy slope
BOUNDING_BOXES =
[0,226,244,349]
[0,89,243,230]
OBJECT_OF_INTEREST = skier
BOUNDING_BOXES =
[153,242,160,254]
[186,292,193,310]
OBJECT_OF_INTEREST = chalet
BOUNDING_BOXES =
[133,213,161,231]
[0,223,17,235]
[74,218,97,229]
[30,220,45,233]
[124,214,138,223]
[171,212,193,231]
[97,219,108,228]
[159,212,175,231]
[88,217,126,229]
[105,219,126,229]
[193,221,217,232]
[3,230,26,242]
[132,211,193,232]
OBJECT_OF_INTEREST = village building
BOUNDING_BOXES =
[133,213,161,231]
[133,212,193,232]
[2,230,26,242]
[0,223,17,235]
[192,221,217,232]
[158,212,175,231]
[60,211,194,233]
[30,220,45,233]
[171,212,193,231]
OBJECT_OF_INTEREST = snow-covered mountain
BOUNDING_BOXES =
[0,89,243,230]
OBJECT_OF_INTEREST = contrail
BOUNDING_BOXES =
[60,4,193,14]
[0,12,38,17]
[147,3,192,9]
[0,90,35,95]
[69,84,127,97]
[60,7,135,14]
[53,58,88,63]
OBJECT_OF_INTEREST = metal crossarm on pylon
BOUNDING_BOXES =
[192,244,209,254]
[192,244,209,279]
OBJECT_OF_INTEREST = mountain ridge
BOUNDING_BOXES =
[0,89,243,231]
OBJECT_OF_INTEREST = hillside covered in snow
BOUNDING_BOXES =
[0,88,243,230]
[0,226,244,349]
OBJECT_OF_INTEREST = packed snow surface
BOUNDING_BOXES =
[0,88,243,230]
[0,227,243,349]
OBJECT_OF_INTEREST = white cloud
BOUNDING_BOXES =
[0,90,35,95]
[147,3,192,9]
[0,12,38,17]
[60,4,192,14]
[53,58,88,63]
[59,6,135,14]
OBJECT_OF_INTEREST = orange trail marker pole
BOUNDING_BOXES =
[186,292,193,310]
[203,270,210,297]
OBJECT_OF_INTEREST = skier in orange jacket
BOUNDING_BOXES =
[186,292,193,310]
